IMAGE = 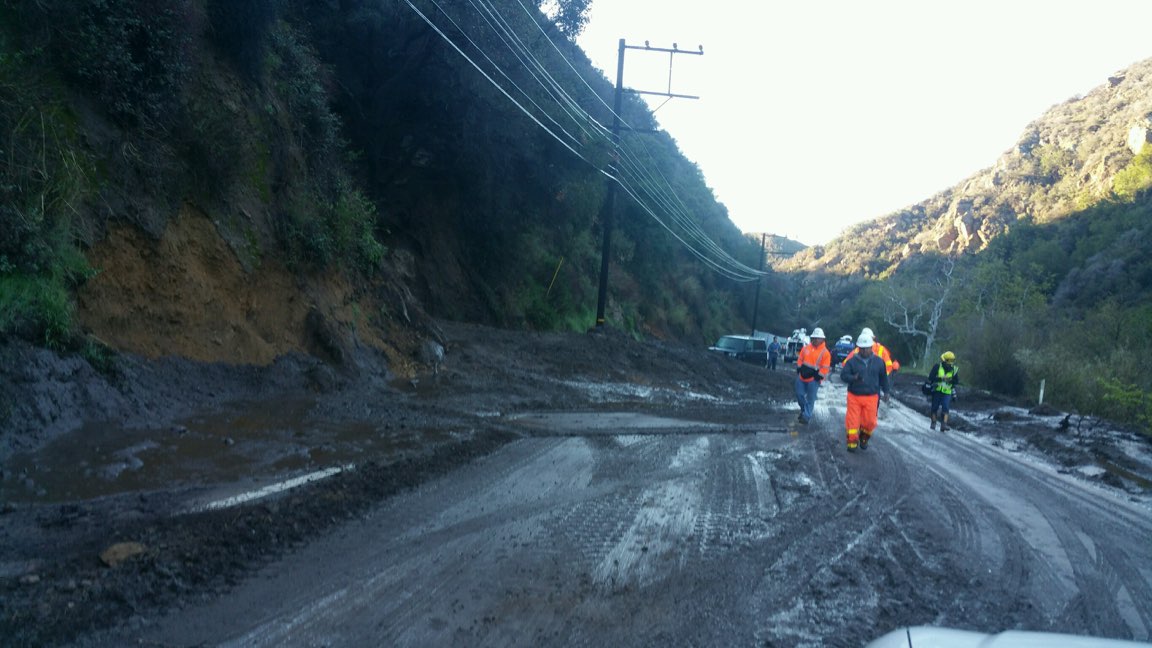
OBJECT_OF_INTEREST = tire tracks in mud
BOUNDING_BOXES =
[886,418,1152,640]
[94,390,1152,647]
[122,437,605,647]
[750,383,935,646]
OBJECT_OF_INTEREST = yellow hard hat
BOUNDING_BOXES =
[941,351,955,362]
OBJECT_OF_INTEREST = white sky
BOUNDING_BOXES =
[576,0,1152,246]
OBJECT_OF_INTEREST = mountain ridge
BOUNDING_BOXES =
[779,57,1152,278]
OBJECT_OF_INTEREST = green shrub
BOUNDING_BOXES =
[1,44,95,347]
[268,22,340,170]
[1100,378,1152,436]
[1034,143,1073,182]
[961,316,1028,396]
[275,176,386,274]
[331,179,386,272]
[520,282,555,330]
[1113,147,1152,199]
[180,88,247,199]
[51,0,193,126]
[0,260,86,348]
[558,305,596,332]
[1016,346,1096,413]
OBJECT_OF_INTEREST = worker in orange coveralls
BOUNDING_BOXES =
[839,331,890,451]
[844,326,897,418]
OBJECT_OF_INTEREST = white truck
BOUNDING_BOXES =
[783,328,809,363]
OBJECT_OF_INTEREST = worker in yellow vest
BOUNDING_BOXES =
[928,351,960,431]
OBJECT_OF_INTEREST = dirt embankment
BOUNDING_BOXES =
[77,204,427,368]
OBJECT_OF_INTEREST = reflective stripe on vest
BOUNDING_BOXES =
[876,342,893,374]
[798,345,830,380]
[936,364,956,394]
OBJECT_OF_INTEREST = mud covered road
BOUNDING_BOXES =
[93,383,1152,647]
[3,322,1151,646]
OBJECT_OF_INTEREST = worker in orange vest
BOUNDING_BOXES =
[794,327,831,425]
[840,331,891,451]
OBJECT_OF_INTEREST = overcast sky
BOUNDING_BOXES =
[576,0,1152,246]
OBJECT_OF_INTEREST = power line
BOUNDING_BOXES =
[402,0,591,164]
[428,0,753,277]
[399,0,766,289]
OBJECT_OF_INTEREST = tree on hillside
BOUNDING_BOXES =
[883,257,957,368]
[538,0,592,39]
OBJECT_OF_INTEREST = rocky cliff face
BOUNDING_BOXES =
[781,57,1152,277]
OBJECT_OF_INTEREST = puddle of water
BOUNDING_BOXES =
[1,399,453,504]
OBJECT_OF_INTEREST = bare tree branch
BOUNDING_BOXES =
[883,258,956,367]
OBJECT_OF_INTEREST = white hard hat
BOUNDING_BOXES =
[857,332,874,347]
[861,327,874,337]
[811,327,825,339]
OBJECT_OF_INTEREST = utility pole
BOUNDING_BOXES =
[594,39,625,330]
[594,39,703,329]
[750,233,766,335]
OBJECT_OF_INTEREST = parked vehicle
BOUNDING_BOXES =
[832,335,854,366]
[708,335,768,367]
[783,329,808,363]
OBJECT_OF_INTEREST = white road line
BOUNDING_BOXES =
[189,465,354,513]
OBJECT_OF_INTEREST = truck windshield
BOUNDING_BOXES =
[715,337,744,351]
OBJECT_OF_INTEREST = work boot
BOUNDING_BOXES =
[929,415,937,430]
[859,431,871,450]
[941,414,949,432]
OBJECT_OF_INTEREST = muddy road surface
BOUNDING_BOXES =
[82,396,1152,646]
[3,323,1151,646]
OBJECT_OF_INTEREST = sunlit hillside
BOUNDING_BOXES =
[769,57,1152,431]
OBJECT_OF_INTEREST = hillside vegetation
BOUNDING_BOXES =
[3,0,1148,434]
[778,59,1152,433]
[0,0,784,373]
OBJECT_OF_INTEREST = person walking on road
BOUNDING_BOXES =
[767,336,782,370]
[844,326,897,419]
[840,331,891,451]
[794,328,831,424]
[844,327,894,375]
[928,351,959,431]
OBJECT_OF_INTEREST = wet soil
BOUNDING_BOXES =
[1,326,1149,646]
